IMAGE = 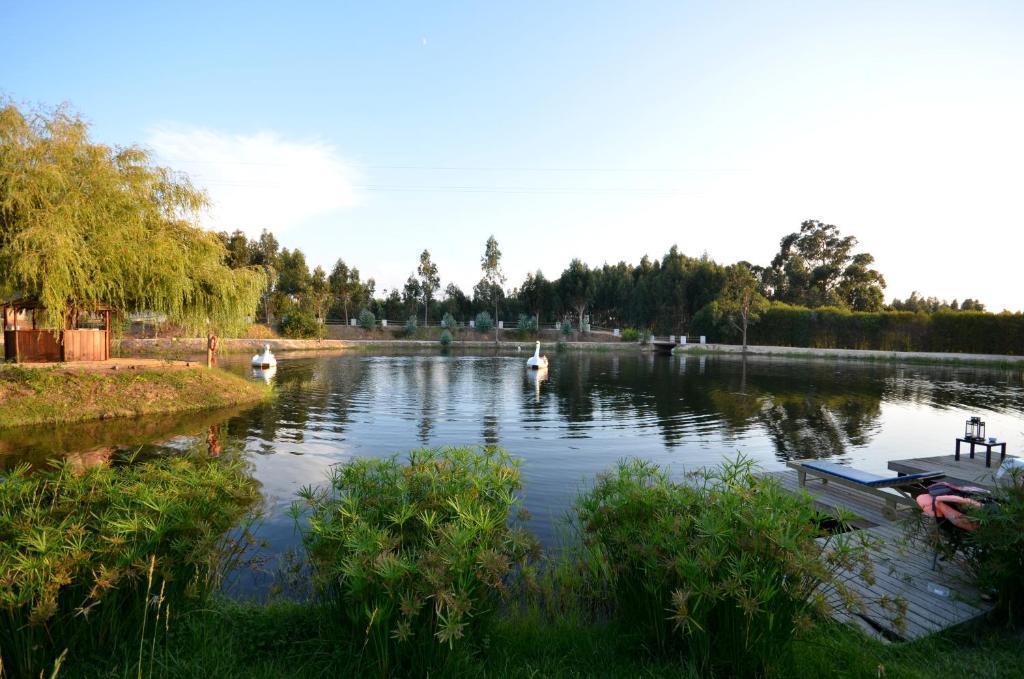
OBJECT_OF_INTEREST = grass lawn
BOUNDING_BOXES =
[0,365,270,428]
[57,600,1024,678]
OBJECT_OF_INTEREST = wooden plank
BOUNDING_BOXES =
[767,468,994,641]
[888,454,1012,490]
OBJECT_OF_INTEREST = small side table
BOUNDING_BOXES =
[954,437,1007,468]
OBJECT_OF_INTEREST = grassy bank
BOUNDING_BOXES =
[58,602,1024,678]
[0,365,270,428]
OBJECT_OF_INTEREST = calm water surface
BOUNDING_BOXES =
[3,350,1023,595]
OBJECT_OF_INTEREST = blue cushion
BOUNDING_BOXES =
[801,461,939,487]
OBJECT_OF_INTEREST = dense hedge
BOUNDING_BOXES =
[693,303,1024,355]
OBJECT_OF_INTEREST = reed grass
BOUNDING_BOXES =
[295,446,539,675]
[0,454,258,676]
[571,455,883,675]
[7,450,1021,677]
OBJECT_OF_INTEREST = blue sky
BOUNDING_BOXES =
[3,2,1023,310]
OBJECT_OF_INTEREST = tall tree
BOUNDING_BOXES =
[0,102,265,336]
[218,229,254,268]
[766,220,885,310]
[417,249,440,324]
[715,264,769,351]
[308,265,331,324]
[328,259,366,323]
[252,229,280,324]
[402,275,422,315]
[276,248,311,297]
[518,270,552,325]
[442,283,472,321]
[481,236,505,343]
[559,258,594,332]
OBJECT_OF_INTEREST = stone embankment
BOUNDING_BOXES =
[677,343,1024,366]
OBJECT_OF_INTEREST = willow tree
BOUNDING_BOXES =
[0,102,266,337]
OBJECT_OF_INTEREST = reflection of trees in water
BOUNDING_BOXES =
[551,354,597,435]
[711,359,884,460]
[0,404,251,470]
[540,353,887,456]
[883,367,1024,416]
[230,359,370,451]
[757,389,883,461]
[412,359,440,445]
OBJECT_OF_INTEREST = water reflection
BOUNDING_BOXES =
[2,351,1022,596]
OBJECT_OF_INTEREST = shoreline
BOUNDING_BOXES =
[112,337,1024,368]
[0,364,271,429]
[676,343,1024,368]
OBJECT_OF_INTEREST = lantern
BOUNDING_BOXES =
[964,416,986,442]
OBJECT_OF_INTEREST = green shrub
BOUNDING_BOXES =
[475,311,494,333]
[560,320,573,336]
[439,329,453,346]
[441,312,457,329]
[967,470,1024,620]
[517,314,538,336]
[621,328,640,342]
[358,308,376,330]
[297,447,538,674]
[0,456,258,676]
[279,310,324,339]
[573,456,876,675]
[404,315,418,337]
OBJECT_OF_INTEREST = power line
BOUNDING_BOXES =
[166,158,760,173]
[193,180,692,195]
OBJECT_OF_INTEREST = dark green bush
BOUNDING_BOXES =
[968,470,1024,621]
[279,310,324,339]
[297,447,538,674]
[621,328,640,342]
[439,329,453,346]
[475,311,494,333]
[517,313,538,336]
[441,312,457,329]
[0,456,258,676]
[404,315,418,337]
[560,320,573,336]
[696,302,1024,354]
[574,456,876,675]
[358,308,376,330]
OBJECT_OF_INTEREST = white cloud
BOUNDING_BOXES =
[146,126,358,234]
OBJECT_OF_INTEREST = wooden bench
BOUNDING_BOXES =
[787,460,944,520]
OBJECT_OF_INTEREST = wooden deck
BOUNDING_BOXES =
[888,453,1016,490]
[768,467,993,641]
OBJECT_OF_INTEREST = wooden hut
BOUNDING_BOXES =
[2,297,112,362]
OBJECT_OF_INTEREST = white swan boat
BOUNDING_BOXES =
[251,343,277,369]
[526,341,548,370]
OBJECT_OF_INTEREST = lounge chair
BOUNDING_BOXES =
[787,460,944,520]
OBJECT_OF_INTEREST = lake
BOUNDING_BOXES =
[2,349,1022,597]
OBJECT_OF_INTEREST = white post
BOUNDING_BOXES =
[680,336,687,345]
[699,335,706,345]
[381,319,388,328]
[498,320,504,329]
[469,320,475,328]
[669,334,675,343]
[350,318,357,326]
[613,328,620,337]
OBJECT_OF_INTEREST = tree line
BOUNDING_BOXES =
[218,218,994,340]
[2,100,1006,351]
